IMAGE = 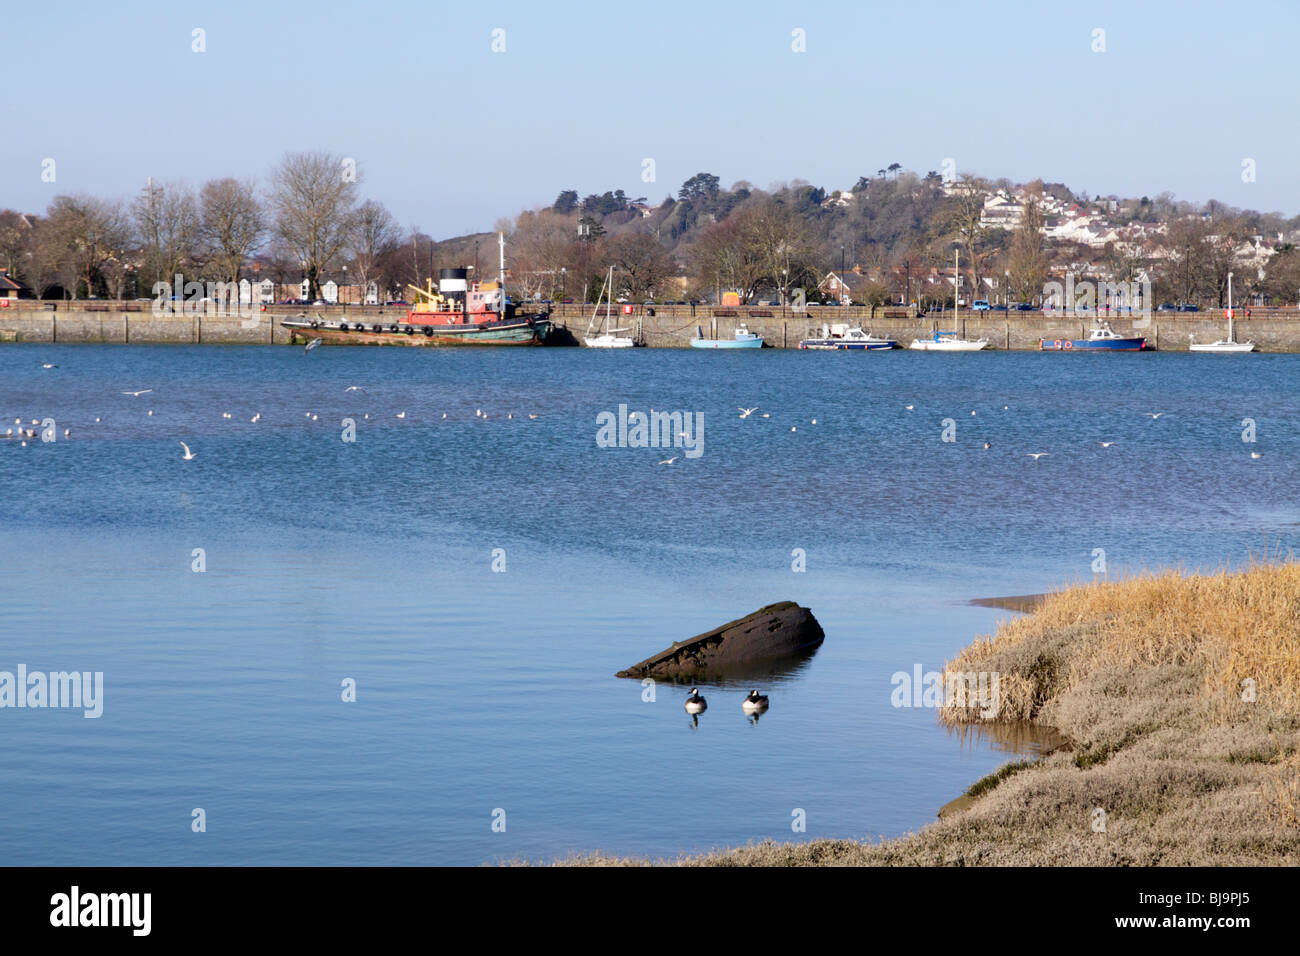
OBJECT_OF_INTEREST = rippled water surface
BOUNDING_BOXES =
[1,344,1296,864]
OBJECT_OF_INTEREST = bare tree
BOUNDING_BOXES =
[133,179,200,290]
[199,178,264,283]
[44,194,132,299]
[350,200,398,304]
[1007,182,1047,303]
[269,151,360,301]
[607,232,675,300]
[948,174,990,301]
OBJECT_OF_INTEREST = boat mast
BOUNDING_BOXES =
[1227,271,1234,342]
[498,232,506,316]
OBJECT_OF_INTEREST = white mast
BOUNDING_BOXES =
[498,232,506,315]
[1227,271,1234,342]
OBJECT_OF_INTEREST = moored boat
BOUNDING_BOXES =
[798,323,896,350]
[908,329,989,351]
[1190,276,1255,352]
[1039,321,1148,351]
[583,266,639,348]
[690,322,764,349]
[282,234,551,346]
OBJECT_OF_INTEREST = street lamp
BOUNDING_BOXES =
[561,267,566,304]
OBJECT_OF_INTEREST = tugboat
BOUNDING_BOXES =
[1039,321,1148,351]
[282,234,551,346]
[798,323,896,350]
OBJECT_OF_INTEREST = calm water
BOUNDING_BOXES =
[1,344,1297,865]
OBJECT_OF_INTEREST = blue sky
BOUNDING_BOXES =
[4,0,1298,237]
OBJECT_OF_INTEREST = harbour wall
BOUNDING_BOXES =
[1,302,1297,350]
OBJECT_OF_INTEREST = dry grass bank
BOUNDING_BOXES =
[556,564,1300,866]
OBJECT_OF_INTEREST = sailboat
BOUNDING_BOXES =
[910,247,989,350]
[1190,273,1255,352]
[583,267,638,348]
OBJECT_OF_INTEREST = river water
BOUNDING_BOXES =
[1,344,1295,864]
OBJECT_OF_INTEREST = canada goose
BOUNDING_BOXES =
[684,688,707,715]
[741,690,769,715]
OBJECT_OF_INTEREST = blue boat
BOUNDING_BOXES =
[1040,322,1148,351]
[690,323,764,349]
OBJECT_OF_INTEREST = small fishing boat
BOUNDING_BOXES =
[1039,321,1148,351]
[909,329,989,351]
[798,323,896,350]
[690,323,763,349]
[583,266,638,348]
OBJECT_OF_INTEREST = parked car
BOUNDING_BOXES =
[1157,303,1179,312]
[1180,304,1200,312]
[1013,303,1036,311]
[972,299,991,311]
[385,300,409,307]
[989,303,1009,311]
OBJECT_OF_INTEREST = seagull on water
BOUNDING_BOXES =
[396,411,407,419]
[1146,412,1165,420]
[527,414,538,420]
[905,405,914,411]
[761,413,770,418]
[1250,451,1262,460]
[738,407,758,418]
[41,363,57,369]
[147,409,154,416]
[658,456,678,465]
[1027,452,1049,461]
[250,413,260,423]
[1098,441,1115,448]
[222,412,232,419]
[983,442,991,449]
[344,385,366,392]
[442,413,448,419]
[122,389,153,397]
[179,441,196,461]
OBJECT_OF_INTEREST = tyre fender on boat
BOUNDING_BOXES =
[338,322,349,332]
[422,326,433,336]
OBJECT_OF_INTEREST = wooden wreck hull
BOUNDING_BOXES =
[615,601,824,682]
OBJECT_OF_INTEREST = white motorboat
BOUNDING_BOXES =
[798,323,896,350]
[909,330,989,351]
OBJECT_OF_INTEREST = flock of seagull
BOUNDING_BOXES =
[6,365,550,459]
[11,363,1264,464]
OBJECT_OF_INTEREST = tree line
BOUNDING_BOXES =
[5,158,1300,308]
